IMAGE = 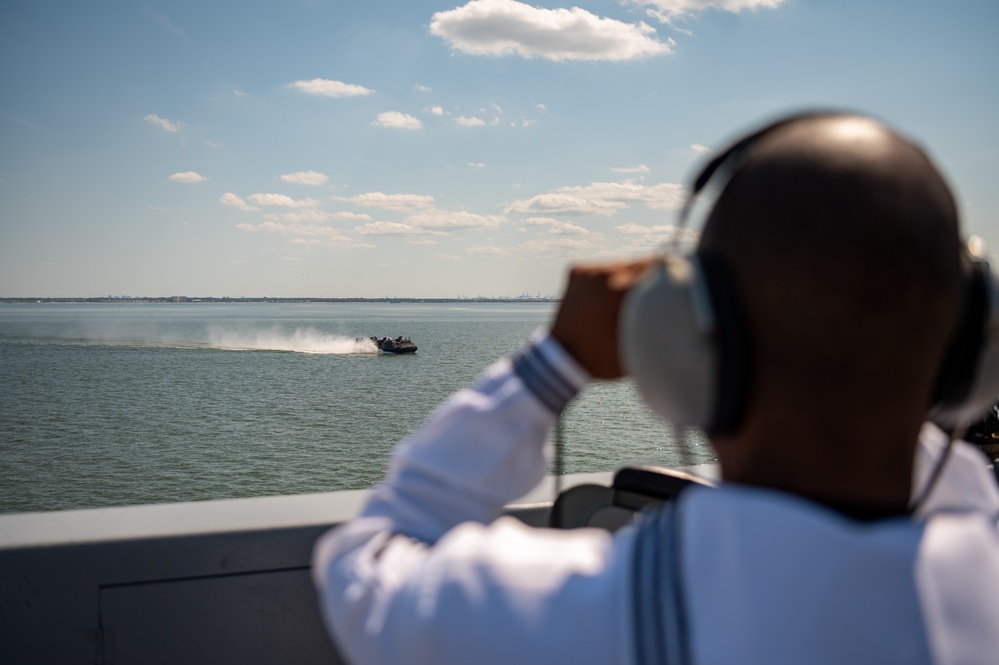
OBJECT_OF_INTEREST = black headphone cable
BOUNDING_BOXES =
[553,412,565,501]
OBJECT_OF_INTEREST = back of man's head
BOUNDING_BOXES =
[699,114,964,424]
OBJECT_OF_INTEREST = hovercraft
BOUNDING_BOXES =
[358,336,417,354]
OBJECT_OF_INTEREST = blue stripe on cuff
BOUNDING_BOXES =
[528,344,576,401]
[513,341,580,413]
[521,350,573,406]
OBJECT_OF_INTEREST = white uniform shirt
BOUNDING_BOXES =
[313,333,999,665]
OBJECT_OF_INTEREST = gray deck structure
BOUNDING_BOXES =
[0,473,615,664]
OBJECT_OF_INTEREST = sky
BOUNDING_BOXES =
[1,0,997,298]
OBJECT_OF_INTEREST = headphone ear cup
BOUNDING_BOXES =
[619,257,719,430]
[932,260,999,427]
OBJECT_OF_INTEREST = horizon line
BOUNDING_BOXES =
[1,295,561,304]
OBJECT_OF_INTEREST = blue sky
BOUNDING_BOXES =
[1,0,996,298]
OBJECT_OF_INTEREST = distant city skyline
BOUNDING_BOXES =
[2,1,997,297]
[1,294,562,303]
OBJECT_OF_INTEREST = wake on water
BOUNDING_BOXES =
[206,327,379,354]
[40,323,383,354]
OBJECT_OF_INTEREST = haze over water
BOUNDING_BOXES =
[0,302,712,514]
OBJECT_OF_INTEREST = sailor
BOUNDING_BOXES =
[313,112,999,664]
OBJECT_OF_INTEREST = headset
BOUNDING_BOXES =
[619,111,999,437]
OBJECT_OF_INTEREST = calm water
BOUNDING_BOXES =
[0,303,713,513]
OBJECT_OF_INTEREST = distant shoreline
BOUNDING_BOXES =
[0,297,560,305]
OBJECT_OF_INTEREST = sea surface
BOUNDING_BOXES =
[0,302,713,514]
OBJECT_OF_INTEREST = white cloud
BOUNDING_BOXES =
[426,105,445,116]
[332,211,372,221]
[563,180,685,209]
[414,84,432,92]
[233,89,250,97]
[289,79,375,98]
[375,111,423,129]
[507,192,627,216]
[535,103,547,111]
[206,139,224,148]
[264,209,334,223]
[634,0,786,21]
[526,217,596,236]
[279,170,329,185]
[508,179,685,216]
[466,245,510,256]
[151,10,189,43]
[288,237,375,249]
[247,193,319,208]
[691,143,713,154]
[405,209,505,229]
[168,171,207,183]
[615,222,700,246]
[236,221,374,248]
[455,115,486,127]
[354,222,446,236]
[518,236,601,253]
[144,114,181,132]
[610,164,650,173]
[469,162,486,168]
[220,192,259,211]
[236,221,324,236]
[430,0,672,62]
[334,192,435,212]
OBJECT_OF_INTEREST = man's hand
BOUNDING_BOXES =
[550,258,658,380]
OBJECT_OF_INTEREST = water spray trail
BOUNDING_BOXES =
[206,327,378,354]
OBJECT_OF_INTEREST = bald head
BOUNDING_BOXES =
[699,114,964,424]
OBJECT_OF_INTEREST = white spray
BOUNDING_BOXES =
[206,326,378,354]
